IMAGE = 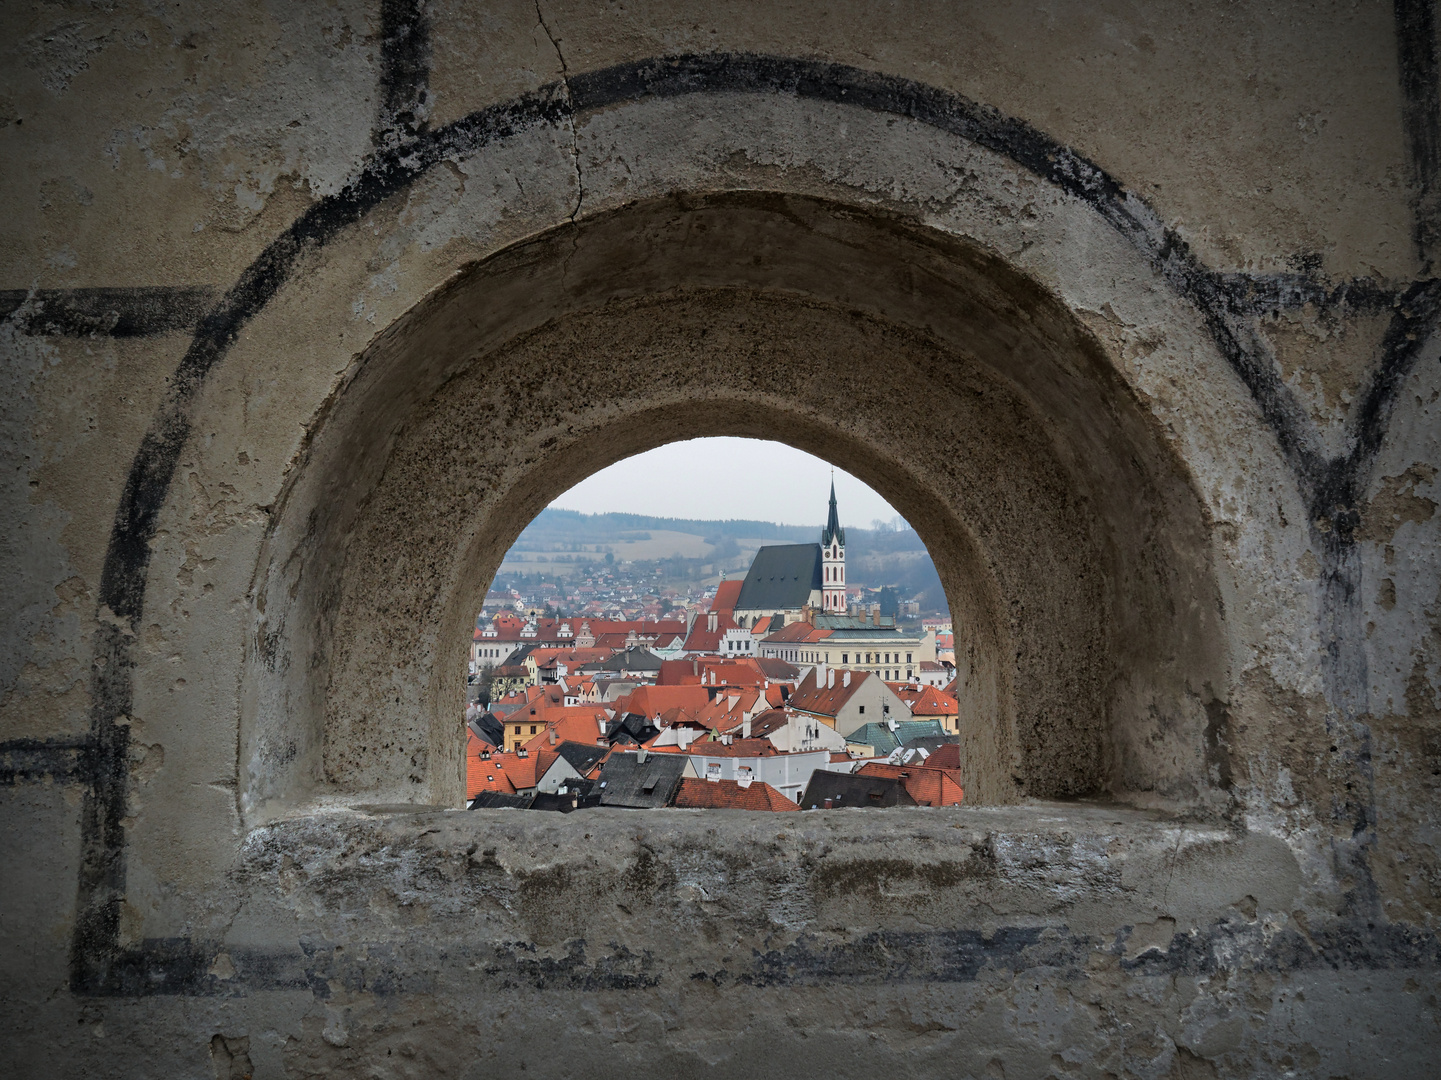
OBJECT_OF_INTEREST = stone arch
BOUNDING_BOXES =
[98,72,1310,880]
[238,192,1229,818]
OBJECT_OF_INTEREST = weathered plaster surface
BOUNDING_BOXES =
[2,2,1439,1075]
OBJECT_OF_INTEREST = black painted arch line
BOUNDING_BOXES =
[50,52,1432,994]
[95,52,1429,631]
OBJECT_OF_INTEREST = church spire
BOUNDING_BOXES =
[821,476,845,548]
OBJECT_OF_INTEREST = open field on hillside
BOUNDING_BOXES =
[502,529,719,572]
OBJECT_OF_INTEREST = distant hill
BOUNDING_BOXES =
[505,508,946,610]
[515,508,930,558]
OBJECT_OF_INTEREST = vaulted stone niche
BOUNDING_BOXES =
[243,194,1226,821]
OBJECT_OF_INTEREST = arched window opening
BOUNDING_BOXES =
[463,439,963,811]
[242,193,1226,825]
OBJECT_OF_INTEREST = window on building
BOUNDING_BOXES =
[858,706,865,715]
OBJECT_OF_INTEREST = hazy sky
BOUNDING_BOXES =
[550,438,904,528]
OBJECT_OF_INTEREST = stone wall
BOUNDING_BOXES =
[2,2,1438,1075]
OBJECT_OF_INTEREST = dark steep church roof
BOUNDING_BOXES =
[734,543,822,611]
[822,479,845,549]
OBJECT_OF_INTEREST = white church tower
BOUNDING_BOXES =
[821,479,846,613]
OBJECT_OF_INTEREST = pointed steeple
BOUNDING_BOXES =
[821,477,845,548]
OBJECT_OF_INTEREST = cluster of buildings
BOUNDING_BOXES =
[466,486,966,813]
[480,490,955,666]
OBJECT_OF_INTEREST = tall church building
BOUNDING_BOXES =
[821,480,846,612]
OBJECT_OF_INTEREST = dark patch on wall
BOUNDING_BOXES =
[1201,695,1234,792]
[0,737,87,784]
[374,0,431,147]
[71,622,134,996]
[1396,0,1441,271]
[810,852,996,901]
[0,286,216,337]
[0,732,88,784]
[69,916,1440,997]
[747,926,1073,985]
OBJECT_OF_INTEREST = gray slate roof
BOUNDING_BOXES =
[469,791,537,810]
[597,751,689,808]
[735,544,822,611]
[586,646,664,673]
[554,740,607,776]
[800,770,916,809]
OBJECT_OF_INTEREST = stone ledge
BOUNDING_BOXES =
[81,802,1436,1002]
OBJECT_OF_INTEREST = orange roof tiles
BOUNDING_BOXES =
[683,738,782,758]
[614,684,711,719]
[673,777,800,811]
[467,733,521,799]
[787,667,870,718]
[682,611,738,652]
[518,707,610,752]
[887,682,959,717]
[762,620,832,644]
[745,708,791,739]
[925,743,961,770]
[710,580,743,614]
[500,747,558,790]
[856,761,964,807]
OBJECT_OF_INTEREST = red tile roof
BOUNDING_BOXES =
[672,777,800,811]
[887,682,959,717]
[744,708,791,739]
[518,708,611,753]
[753,657,800,682]
[762,620,833,644]
[924,743,961,770]
[710,580,743,614]
[499,747,559,790]
[786,667,870,719]
[614,684,711,719]
[658,659,705,685]
[682,611,738,653]
[467,734,541,799]
[856,761,964,806]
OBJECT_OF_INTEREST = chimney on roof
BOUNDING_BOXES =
[842,670,851,687]
[549,727,557,746]
[707,611,717,633]
[827,668,836,689]
[872,604,881,625]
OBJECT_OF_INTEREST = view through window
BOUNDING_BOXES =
[464,438,960,813]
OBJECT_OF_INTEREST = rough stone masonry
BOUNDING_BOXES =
[1,2,1439,1076]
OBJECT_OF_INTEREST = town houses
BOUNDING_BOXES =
[464,484,964,813]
